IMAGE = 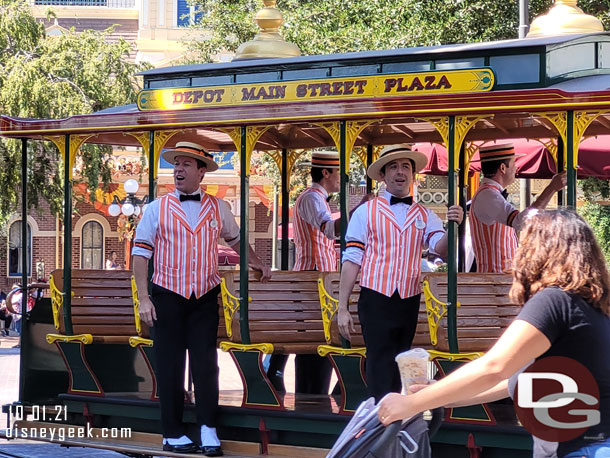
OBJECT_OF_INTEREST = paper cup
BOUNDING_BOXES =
[395,348,429,394]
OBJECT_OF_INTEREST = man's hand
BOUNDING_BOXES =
[253,264,272,282]
[446,204,464,225]
[549,170,567,192]
[139,296,157,327]
[337,307,355,341]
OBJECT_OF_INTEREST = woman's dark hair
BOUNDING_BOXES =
[510,209,610,315]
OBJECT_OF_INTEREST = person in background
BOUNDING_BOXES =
[106,250,121,270]
[469,143,566,273]
[379,210,610,458]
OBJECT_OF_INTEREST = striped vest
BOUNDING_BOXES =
[293,187,337,272]
[469,183,518,273]
[152,193,222,299]
[360,197,429,299]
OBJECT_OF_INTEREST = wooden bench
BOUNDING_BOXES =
[47,269,145,397]
[219,270,327,409]
[422,272,518,425]
[422,272,517,357]
[317,273,436,413]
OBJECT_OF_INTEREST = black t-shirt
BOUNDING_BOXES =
[516,287,610,457]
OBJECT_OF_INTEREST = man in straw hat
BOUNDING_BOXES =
[133,141,271,456]
[469,143,566,273]
[337,144,464,401]
[268,150,371,394]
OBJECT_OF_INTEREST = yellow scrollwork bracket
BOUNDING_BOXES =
[46,334,93,345]
[219,126,270,177]
[422,279,461,347]
[315,120,376,173]
[266,149,307,178]
[317,344,366,358]
[45,134,94,180]
[49,274,63,330]
[152,130,182,179]
[219,341,274,354]
[318,278,338,344]
[572,110,608,167]
[125,132,151,154]
[131,276,144,337]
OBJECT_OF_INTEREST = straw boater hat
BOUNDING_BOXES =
[302,150,340,169]
[473,143,524,163]
[161,141,219,172]
[367,144,428,181]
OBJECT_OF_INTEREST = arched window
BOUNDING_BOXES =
[81,221,103,269]
[8,221,31,277]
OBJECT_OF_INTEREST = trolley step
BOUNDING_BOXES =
[1,421,329,458]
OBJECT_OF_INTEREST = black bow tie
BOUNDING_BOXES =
[180,193,201,202]
[390,196,413,206]
[501,189,509,200]
[326,195,332,203]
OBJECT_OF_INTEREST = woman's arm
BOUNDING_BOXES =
[378,320,551,424]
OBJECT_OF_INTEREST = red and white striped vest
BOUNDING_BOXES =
[469,183,518,273]
[293,187,337,272]
[152,193,222,298]
[360,197,429,299]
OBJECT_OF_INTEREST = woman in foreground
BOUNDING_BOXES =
[378,210,610,457]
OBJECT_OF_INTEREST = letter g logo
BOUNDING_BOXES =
[514,357,600,442]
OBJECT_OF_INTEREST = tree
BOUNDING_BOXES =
[579,177,610,263]
[185,0,610,63]
[0,0,150,224]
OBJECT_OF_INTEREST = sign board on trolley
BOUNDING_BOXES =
[137,68,495,111]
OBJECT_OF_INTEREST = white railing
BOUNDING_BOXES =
[32,0,136,8]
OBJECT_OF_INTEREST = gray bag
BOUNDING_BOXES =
[327,397,432,458]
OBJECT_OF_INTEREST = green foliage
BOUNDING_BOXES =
[185,0,610,62]
[580,200,610,264]
[0,0,150,224]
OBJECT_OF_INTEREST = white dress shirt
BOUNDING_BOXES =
[342,190,445,266]
[132,189,240,259]
[471,178,523,229]
[295,182,337,239]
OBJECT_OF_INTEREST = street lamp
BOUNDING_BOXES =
[107,179,148,217]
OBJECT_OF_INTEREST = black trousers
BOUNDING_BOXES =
[358,287,420,402]
[151,283,220,437]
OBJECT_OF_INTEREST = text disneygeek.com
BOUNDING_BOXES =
[5,425,132,441]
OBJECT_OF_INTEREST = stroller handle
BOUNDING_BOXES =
[367,407,444,457]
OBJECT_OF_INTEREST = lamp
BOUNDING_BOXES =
[107,179,148,218]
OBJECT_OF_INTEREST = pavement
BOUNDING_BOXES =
[0,334,303,457]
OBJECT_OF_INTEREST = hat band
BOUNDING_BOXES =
[174,146,213,160]
[480,148,515,162]
[380,147,413,158]
[312,157,340,167]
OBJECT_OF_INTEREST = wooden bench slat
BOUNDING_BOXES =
[71,308,135,316]
[71,288,133,298]
[72,325,136,335]
[71,299,135,307]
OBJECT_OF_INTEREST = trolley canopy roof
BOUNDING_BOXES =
[4,33,610,151]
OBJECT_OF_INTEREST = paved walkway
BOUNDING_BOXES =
[0,335,301,457]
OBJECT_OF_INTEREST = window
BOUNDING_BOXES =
[177,0,202,27]
[82,221,103,269]
[8,221,31,277]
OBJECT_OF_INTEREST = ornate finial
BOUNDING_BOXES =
[527,0,603,38]
[232,0,301,61]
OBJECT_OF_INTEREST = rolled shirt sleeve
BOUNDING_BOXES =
[425,209,446,254]
[342,204,368,266]
[219,199,240,245]
[132,200,159,259]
